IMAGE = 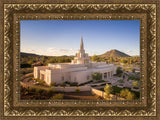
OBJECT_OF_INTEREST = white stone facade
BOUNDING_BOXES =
[34,36,117,85]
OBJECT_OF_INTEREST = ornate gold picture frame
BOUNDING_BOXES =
[0,0,160,119]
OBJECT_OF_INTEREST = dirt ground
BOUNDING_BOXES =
[63,91,101,100]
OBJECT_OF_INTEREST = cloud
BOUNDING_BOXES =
[126,50,131,53]
[21,48,36,53]
[124,50,139,56]
[44,47,77,56]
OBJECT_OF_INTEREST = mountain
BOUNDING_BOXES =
[100,49,131,58]
[20,52,74,57]
[20,52,40,57]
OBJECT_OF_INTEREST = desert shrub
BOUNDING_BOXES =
[104,84,113,98]
[39,80,45,84]
[60,82,66,87]
[70,82,78,86]
[126,92,135,100]
[51,82,56,86]
[36,88,44,94]
[120,89,135,100]
[51,94,64,99]
[128,75,140,81]
[35,78,48,87]
[47,88,54,96]
[92,72,102,80]
[29,87,36,92]
[65,81,71,84]
[120,89,129,98]
[75,87,80,92]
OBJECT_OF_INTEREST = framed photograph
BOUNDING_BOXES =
[20,20,141,101]
[0,0,160,120]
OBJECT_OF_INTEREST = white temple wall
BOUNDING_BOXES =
[34,66,48,79]
[50,73,62,84]
[34,65,117,85]
[34,67,39,79]
[61,67,87,72]
[50,71,71,84]
[45,69,51,85]
[39,70,45,80]
[70,71,91,84]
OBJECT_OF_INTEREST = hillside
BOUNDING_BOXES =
[100,49,131,58]
[20,52,74,57]
[20,52,40,57]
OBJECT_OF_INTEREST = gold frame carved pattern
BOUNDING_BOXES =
[1,2,159,119]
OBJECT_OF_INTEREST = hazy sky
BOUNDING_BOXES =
[20,20,140,56]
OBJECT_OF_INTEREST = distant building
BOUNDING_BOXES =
[34,36,117,85]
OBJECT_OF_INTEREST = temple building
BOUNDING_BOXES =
[34,36,117,85]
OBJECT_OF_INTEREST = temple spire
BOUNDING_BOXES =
[80,35,84,50]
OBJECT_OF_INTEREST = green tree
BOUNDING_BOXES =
[116,67,123,75]
[41,56,47,65]
[120,89,129,98]
[126,92,135,100]
[104,84,113,98]
[91,55,98,62]
[91,55,103,62]
[46,58,56,64]
[92,72,102,80]
[27,59,34,65]
[132,81,139,87]
[120,89,135,100]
